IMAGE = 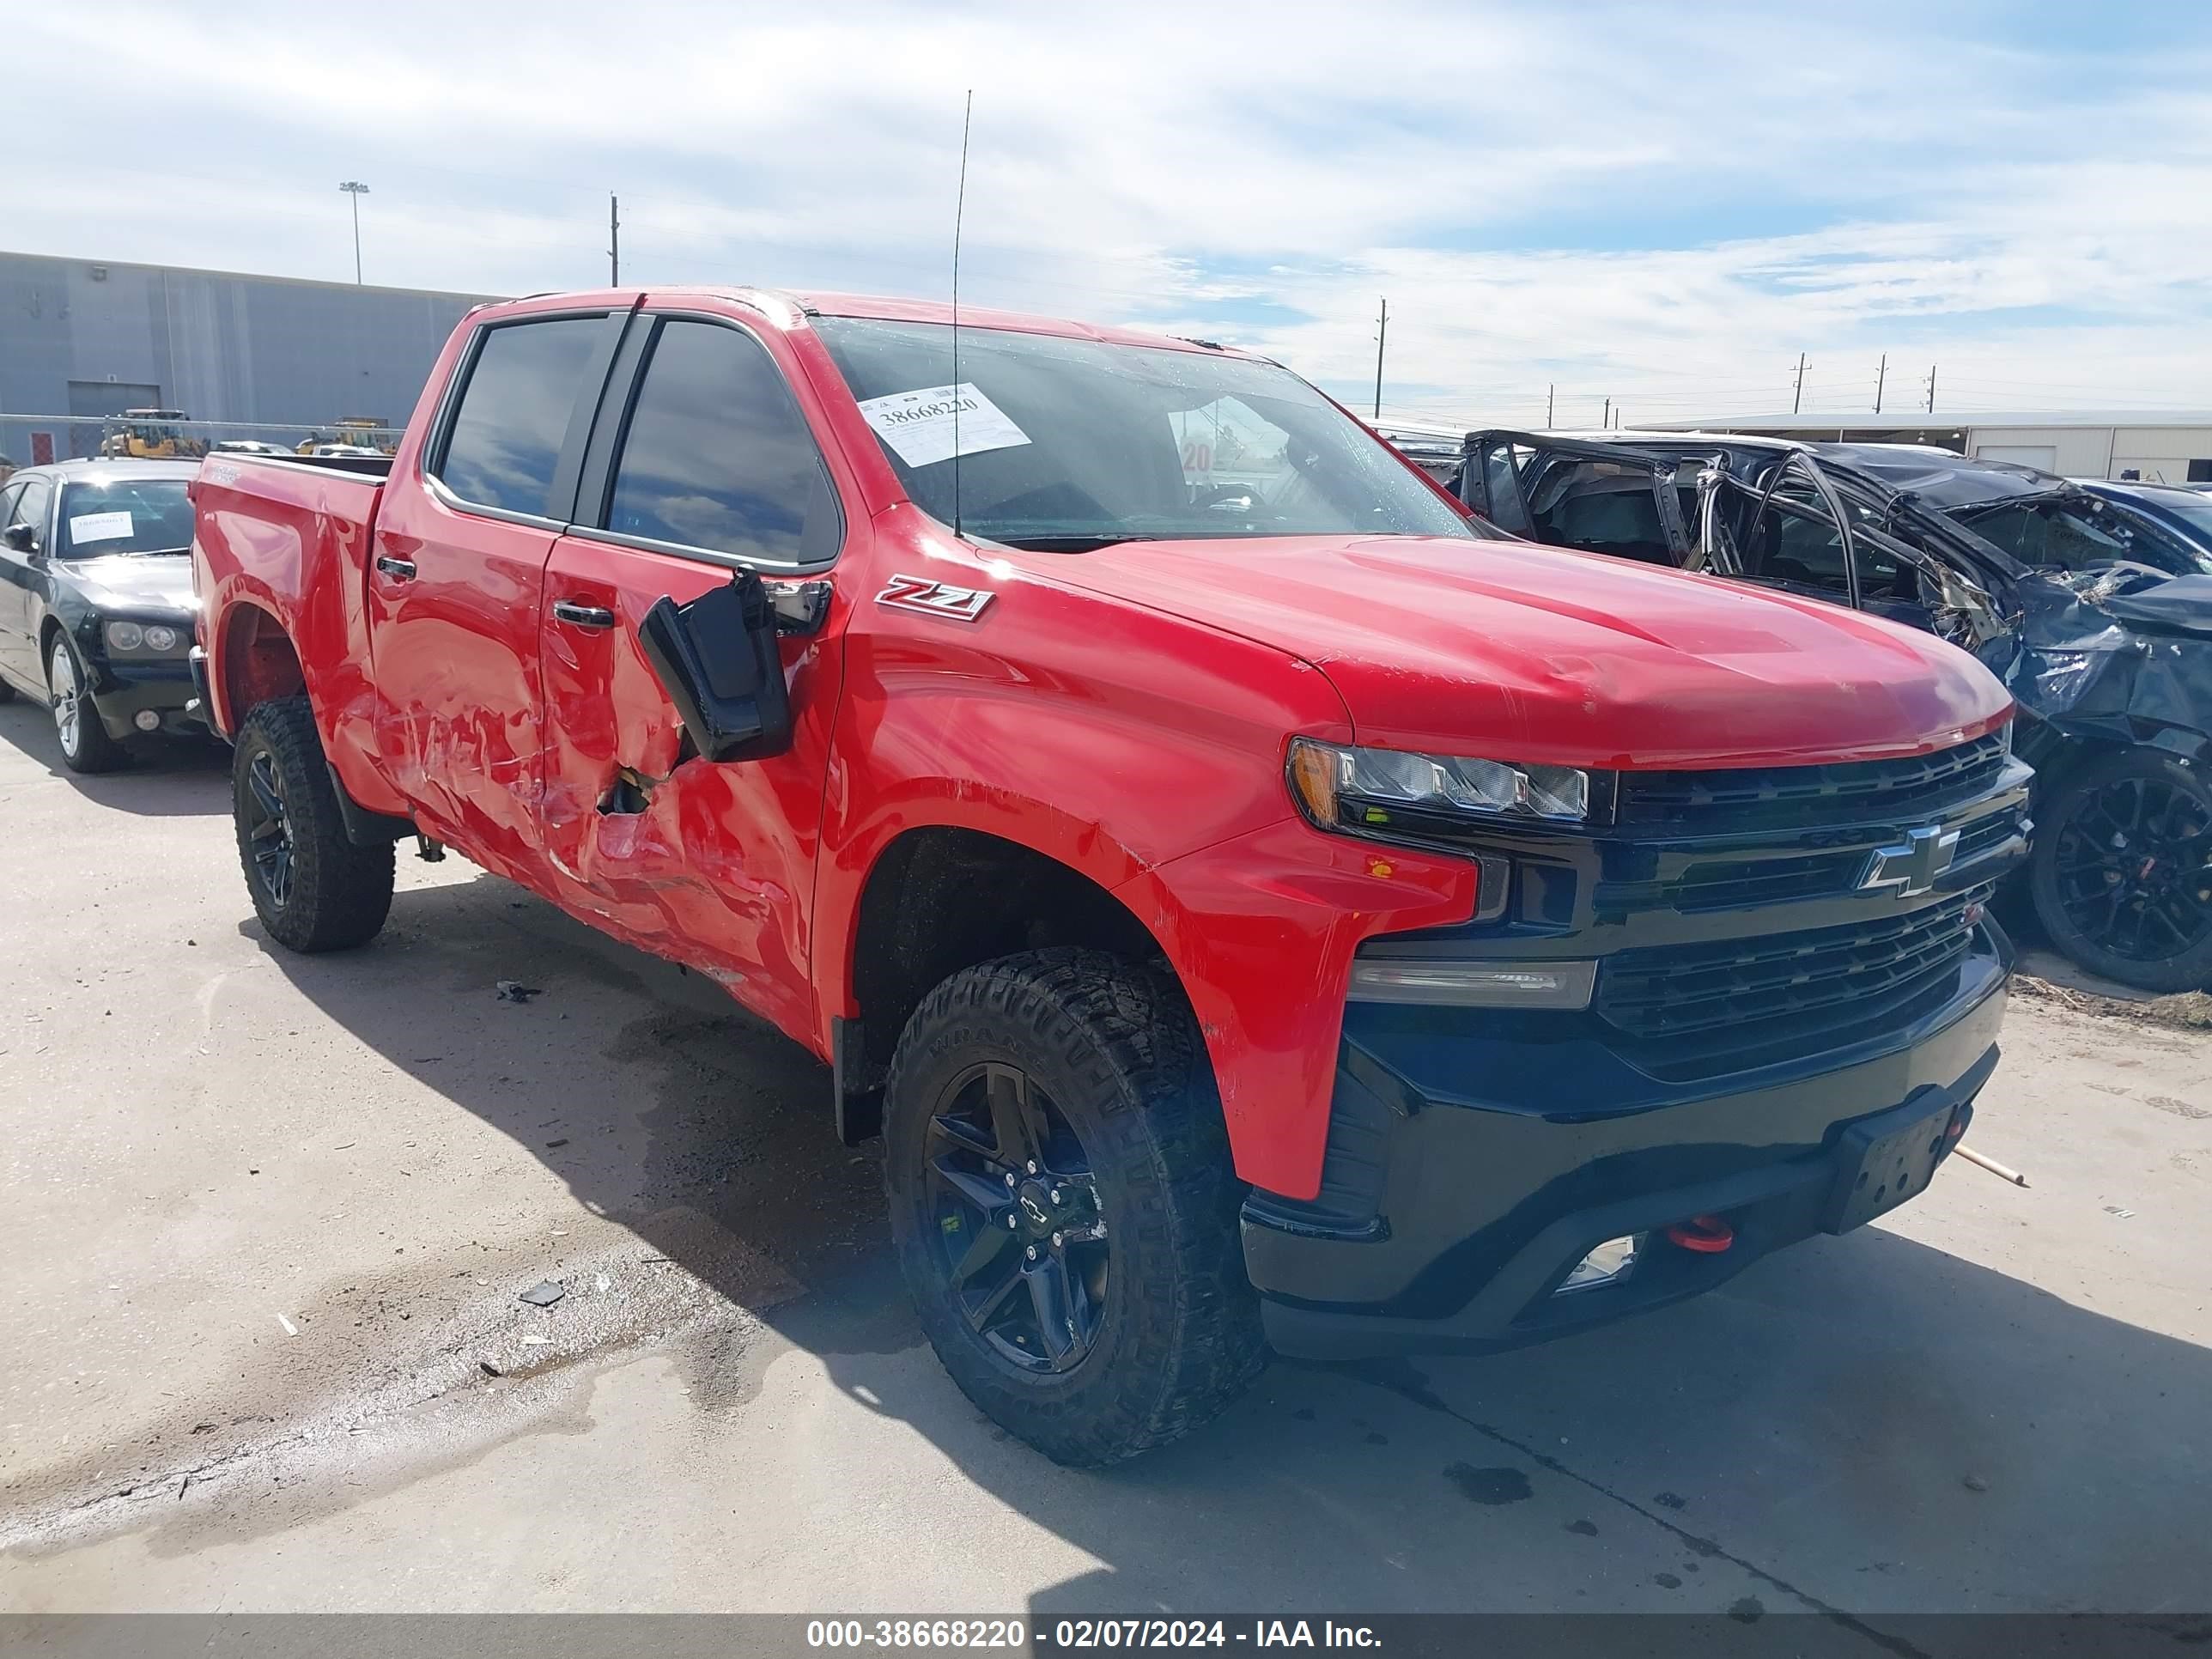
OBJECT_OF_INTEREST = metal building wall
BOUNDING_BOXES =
[0,250,494,433]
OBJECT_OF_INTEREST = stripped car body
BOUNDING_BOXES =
[1446,432,2212,990]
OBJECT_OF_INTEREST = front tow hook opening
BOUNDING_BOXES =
[1663,1213,1735,1254]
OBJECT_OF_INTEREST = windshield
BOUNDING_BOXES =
[1961,496,2212,579]
[813,317,1474,550]
[2118,495,2212,570]
[58,478,194,557]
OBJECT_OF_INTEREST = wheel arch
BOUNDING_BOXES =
[210,599,307,735]
[830,823,1188,1141]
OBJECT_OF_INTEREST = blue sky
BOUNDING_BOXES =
[7,1,2211,427]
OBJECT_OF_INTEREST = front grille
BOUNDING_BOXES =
[1595,885,1991,1059]
[1617,731,2009,832]
[1605,848,1867,915]
[1597,800,2027,918]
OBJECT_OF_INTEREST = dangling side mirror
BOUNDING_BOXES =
[637,567,794,763]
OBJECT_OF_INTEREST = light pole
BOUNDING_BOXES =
[338,181,370,284]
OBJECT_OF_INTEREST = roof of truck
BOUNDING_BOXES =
[800,290,1258,358]
[501,285,1258,360]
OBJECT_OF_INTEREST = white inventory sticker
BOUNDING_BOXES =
[68,511,136,544]
[855,382,1030,469]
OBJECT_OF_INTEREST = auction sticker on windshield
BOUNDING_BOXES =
[69,511,136,544]
[856,383,1031,469]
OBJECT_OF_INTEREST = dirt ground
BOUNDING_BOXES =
[1,699,2207,1625]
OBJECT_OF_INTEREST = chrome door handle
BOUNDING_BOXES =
[374,555,416,580]
[551,599,617,630]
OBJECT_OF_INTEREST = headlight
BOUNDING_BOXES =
[106,621,143,650]
[1289,737,1594,829]
[143,624,179,652]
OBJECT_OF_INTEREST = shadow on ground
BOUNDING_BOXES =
[0,701,229,816]
[221,865,2212,1619]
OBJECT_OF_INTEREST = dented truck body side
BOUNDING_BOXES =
[193,287,2026,1385]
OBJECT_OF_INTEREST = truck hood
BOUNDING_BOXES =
[59,554,198,617]
[1036,534,2010,769]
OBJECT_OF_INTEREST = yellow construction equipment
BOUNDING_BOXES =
[99,410,207,460]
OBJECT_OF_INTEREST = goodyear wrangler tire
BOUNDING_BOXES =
[233,696,394,953]
[884,946,1266,1465]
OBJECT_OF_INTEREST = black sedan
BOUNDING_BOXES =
[0,459,202,774]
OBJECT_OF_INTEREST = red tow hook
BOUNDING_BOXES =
[1664,1214,1735,1254]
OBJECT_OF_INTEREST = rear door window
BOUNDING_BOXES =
[599,318,840,567]
[435,316,618,519]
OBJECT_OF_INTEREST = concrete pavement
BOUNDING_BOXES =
[2,698,2207,1622]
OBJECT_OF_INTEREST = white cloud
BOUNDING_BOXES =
[7,0,2211,420]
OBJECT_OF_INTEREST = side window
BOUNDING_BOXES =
[0,483,23,535]
[434,316,615,519]
[602,319,840,565]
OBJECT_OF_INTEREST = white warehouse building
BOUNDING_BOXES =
[1639,411,2212,483]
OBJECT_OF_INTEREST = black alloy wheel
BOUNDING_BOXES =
[882,948,1266,1466]
[925,1060,1109,1374]
[2032,749,2212,993]
[242,746,295,909]
[229,696,394,952]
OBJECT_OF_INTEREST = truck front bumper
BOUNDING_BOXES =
[1245,927,2009,1360]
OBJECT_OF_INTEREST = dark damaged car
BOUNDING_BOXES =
[0,459,203,773]
[1442,433,2212,992]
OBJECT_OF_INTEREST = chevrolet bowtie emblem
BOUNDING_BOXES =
[1859,824,1960,898]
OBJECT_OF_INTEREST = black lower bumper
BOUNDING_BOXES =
[90,658,201,740]
[1248,939,2008,1360]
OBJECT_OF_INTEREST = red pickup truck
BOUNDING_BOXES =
[191,287,2029,1464]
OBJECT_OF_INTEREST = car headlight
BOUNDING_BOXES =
[106,621,143,650]
[1289,737,1595,829]
[143,624,179,652]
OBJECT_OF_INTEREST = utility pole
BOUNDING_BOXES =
[1923,363,1937,414]
[338,181,370,285]
[1874,354,1887,414]
[1547,384,1555,427]
[1372,297,1388,420]
[609,193,621,285]
[1601,395,1611,428]
[1791,352,1808,415]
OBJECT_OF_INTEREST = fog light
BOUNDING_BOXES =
[133,709,161,732]
[1556,1233,1642,1294]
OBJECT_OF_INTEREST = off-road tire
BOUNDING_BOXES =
[2029,748,2212,994]
[884,947,1267,1465]
[233,696,394,952]
[46,634,127,775]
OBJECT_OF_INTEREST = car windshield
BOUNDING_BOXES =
[57,477,194,557]
[1958,496,2210,579]
[813,316,1474,550]
[2118,494,2212,570]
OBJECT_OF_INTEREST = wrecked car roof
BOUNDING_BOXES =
[1801,446,2063,508]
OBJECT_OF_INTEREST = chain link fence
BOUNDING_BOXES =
[1,414,402,477]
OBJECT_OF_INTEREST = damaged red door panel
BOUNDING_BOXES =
[537,532,842,1047]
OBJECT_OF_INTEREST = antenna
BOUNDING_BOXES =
[951,89,973,541]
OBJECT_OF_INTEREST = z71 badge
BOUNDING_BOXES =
[875,573,996,623]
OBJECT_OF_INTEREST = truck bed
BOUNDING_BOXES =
[192,450,397,815]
